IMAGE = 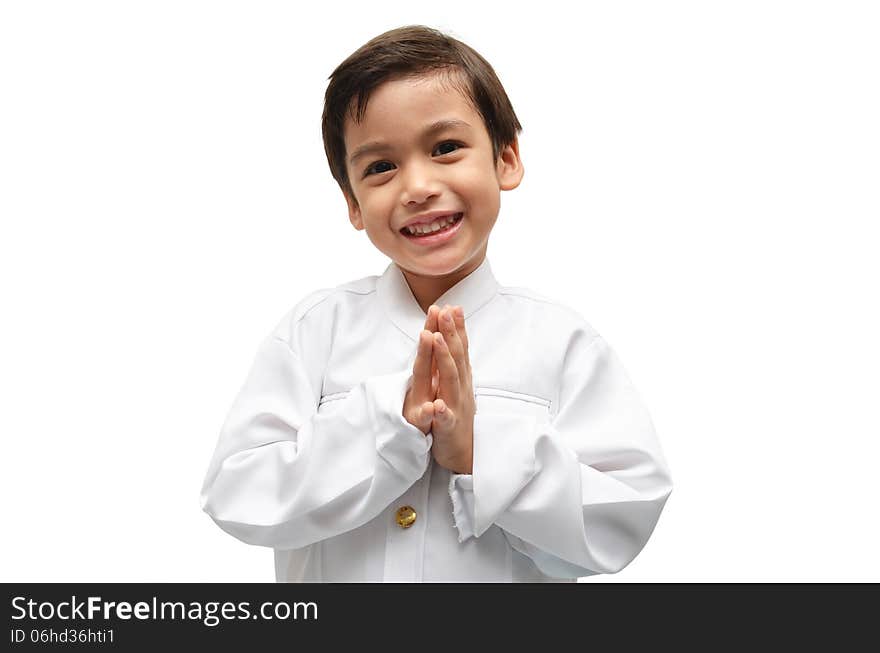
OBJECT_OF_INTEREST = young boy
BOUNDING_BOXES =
[200,25,673,582]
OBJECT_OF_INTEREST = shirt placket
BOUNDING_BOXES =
[382,457,434,582]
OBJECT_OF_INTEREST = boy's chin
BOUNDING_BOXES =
[395,250,483,278]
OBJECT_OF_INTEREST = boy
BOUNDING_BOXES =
[200,25,673,582]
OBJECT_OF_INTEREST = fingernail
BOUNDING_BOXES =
[434,332,443,344]
[443,311,452,323]
[455,306,464,318]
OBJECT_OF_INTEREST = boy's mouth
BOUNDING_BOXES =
[400,212,463,237]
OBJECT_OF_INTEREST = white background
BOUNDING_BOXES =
[2,1,878,582]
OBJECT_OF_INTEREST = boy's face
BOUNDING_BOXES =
[342,71,523,281]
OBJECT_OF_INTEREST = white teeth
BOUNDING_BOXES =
[405,214,460,235]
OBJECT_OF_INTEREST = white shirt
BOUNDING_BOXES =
[200,258,673,582]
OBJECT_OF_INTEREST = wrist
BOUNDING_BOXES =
[451,450,473,475]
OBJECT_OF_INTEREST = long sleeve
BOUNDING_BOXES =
[200,334,432,549]
[449,330,673,578]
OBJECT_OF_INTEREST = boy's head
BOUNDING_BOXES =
[322,25,523,280]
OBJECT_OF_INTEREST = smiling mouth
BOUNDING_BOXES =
[400,213,464,237]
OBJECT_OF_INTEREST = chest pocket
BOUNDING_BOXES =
[473,386,552,422]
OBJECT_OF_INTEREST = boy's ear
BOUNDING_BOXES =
[496,137,524,191]
[344,190,364,230]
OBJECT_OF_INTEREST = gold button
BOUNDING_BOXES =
[395,505,417,529]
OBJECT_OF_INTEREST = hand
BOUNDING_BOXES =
[429,304,476,474]
[403,305,442,435]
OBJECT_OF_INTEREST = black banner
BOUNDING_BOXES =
[3,584,877,648]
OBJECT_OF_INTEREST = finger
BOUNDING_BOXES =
[418,400,435,434]
[433,332,460,406]
[411,330,434,401]
[424,304,440,334]
[432,398,455,430]
[439,306,467,386]
[426,305,440,390]
[452,306,469,363]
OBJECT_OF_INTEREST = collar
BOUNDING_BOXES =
[376,257,500,343]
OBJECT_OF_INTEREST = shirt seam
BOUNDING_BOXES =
[273,335,300,359]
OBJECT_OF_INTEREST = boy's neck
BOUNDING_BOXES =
[399,253,485,315]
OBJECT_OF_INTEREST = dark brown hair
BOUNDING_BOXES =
[321,25,522,204]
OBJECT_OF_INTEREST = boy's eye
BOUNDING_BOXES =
[433,141,462,156]
[364,161,394,177]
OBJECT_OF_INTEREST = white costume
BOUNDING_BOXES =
[201,258,673,581]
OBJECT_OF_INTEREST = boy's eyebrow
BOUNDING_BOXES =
[349,118,472,165]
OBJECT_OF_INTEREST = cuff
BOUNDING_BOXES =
[471,411,540,537]
[370,370,433,479]
[447,412,540,540]
[449,473,476,542]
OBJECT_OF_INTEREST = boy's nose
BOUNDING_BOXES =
[400,163,441,206]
